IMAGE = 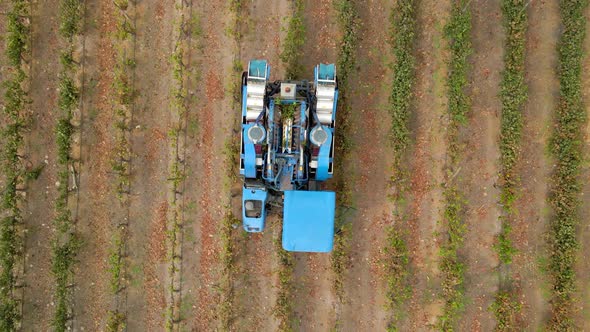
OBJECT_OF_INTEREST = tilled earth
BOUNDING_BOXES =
[5,0,590,331]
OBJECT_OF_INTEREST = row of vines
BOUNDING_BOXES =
[106,0,137,330]
[1,0,30,329]
[163,1,194,329]
[52,0,83,330]
[547,0,588,330]
[330,0,359,311]
[274,1,305,330]
[384,0,417,330]
[437,0,472,329]
[219,0,245,330]
[491,0,528,330]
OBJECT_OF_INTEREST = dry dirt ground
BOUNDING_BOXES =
[21,1,61,330]
[292,0,339,331]
[72,0,117,329]
[510,1,560,329]
[180,0,234,330]
[458,0,503,330]
[400,0,450,329]
[336,0,396,331]
[8,0,590,331]
[230,0,288,331]
[125,1,175,330]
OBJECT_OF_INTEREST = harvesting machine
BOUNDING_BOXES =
[239,60,338,253]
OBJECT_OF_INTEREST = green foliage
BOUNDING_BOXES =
[60,49,76,71]
[334,0,360,85]
[389,0,417,159]
[115,17,135,40]
[219,212,237,330]
[0,2,30,329]
[52,1,82,328]
[58,75,79,116]
[106,310,126,332]
[493,0,528,272]
[438,187,467,331]
[51,236,80,331]
[444,0,472,161]
[438,1,472,329]
[384,229,411,311]
[280,103,297,120]
[0,216,19,331]
[331,221,351,299]
[330,0,359,304]
[114,65,134,106]
[56,118,73,165]
[384,0,418,328]
[490,291,521,331]
[113,0,129,10]
[108,231,123,293]
[274,222,294,332]
[59,0,82,40]
[547,0,588,329]
[280,0,305,79]
[6,4,29,68]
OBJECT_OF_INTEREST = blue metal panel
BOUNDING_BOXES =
[241,85,248,118]
[243,124,257,178]
[242,187,268,232]
[249,59,268,78]
[332,89,339,121]
[315,128,333,181]
[282,191,335,252]
[318,63,335,80]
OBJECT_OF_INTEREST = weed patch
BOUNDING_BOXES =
[438,0,472,329]
[385,0,418,329]
[280,0,305,79]
[331,0,360,302]
[547,0,588,329]
[51,0,83,329]
[0,1,30,328]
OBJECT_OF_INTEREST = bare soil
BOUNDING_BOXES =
[458,1,504,330]
[510,1,561,329]
[21,1,61,329]
[291,0,339,331]
[71,0,118,329]
[12,0,590,330]
[125,1,175,330]
[230,0,290,331]
[180,0,234,330]
[400,0,450,329]
[329,0,395,331]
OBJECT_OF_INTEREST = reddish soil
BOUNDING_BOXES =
[510,1,560,329]
[458,1,504,330]
[125,0,175,330]
[292,0,340,331]
[400,0,450,329]
[71,0,118,329]
[182,1,234,330]
[13,0,590,330]
[229,1,289,331]
[21,1,61,329]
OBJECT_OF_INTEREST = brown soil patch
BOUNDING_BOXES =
[458,1,504,330]
[401,0,450,329]
[21,1,61,329]
[510,1,560,329]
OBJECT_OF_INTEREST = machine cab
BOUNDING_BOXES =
[242,182,268,232]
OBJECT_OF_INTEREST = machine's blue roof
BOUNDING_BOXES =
[282,191,335,252]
